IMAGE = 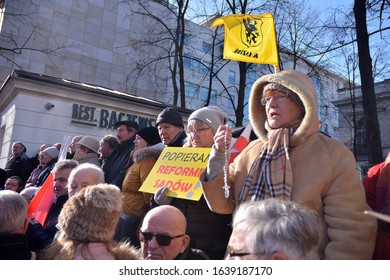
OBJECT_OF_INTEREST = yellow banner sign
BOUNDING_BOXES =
[211,14,279,66]
[139,147,211,201]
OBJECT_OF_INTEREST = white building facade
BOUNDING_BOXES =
[0,0,346,163]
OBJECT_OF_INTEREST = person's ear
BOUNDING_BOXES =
[179,235,190,253]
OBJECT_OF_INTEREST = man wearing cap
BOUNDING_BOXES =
[156,107,187,147]
[104,120,139,188]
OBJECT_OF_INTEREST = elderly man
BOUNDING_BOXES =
[225,199,320,260]
[67,163,105,197]
[5,141,31,185]
[99,135,120,182]
[156,107,187,147]
[0,190,35,259]
[139,205,208,260]
[67,135,83,159]
[104,120,139,188]
[26,160,79,252]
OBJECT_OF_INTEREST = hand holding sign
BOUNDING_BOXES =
[140,147,211,201]
[154,186,172,205]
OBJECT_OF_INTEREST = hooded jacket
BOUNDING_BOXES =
[200,70,377,260]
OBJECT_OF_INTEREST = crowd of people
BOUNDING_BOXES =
[0,69,387,260]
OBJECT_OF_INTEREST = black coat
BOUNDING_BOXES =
[104,138,135,189]
[0,233,35,260]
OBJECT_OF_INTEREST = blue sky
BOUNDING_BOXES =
[308,0,353,10]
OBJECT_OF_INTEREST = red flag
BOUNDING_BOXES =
[27,172,55,226]
[229,123,252,164]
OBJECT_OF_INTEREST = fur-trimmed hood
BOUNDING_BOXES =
[249,70,320,146]
[113,242,142,260]
[133,142,165,163]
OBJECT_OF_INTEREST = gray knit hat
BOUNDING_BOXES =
[77,136,99,154]
[59,183,122,242]
[43,147,59,159]
[188,106,228,132]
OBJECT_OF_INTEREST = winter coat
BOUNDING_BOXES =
[26,195,68,251]
[75,152,101,166]
[0,233,36,260]
[363,153,390,259]
[168,130,187,147]
[200,70,377,260]
[105,138,135,188]
[122,143,164,217]
[35,158,57,187]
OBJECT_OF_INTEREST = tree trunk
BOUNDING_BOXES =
[353,0,383,165]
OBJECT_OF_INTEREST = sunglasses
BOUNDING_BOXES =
[139,231,185,246]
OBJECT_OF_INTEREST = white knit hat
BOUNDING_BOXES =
[43,147,59,159]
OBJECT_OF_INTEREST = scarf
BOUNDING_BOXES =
[238,121,299,203]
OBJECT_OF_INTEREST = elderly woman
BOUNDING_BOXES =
[114,127,163,246]
[41,184,140,260]
[154,106,232,260]
[200,70,377,260]
[74,136,101,166]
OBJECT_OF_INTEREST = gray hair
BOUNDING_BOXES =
[100,135,120,150]
[53,159,79,173]
[232,199,320,259]
[67,163,105,186]
[0,190,28,234]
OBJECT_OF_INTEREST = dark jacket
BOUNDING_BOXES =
[102,150,118,183]
[168,130,187,148]
[35,158,57,187]
[5,152,33,185]
[171,196,231,260]
[26,195,68,252]
[154,129,230,259]
[175,246,210,260]
[105,138,135,189]
[0,233,36,260]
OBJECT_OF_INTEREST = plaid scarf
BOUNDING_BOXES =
[238,126,295,203]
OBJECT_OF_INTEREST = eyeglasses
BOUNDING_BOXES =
[261,91,290,106]
[225,247,266,258]
[187,127,211,136]
[139,231,185,246]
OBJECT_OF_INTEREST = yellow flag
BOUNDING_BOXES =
[211,14,279,66]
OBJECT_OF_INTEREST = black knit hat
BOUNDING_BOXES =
[156,107,184,128]
[137,127,162,146]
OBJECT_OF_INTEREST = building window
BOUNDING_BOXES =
[202,41,211,54]
[200,87,217,104]
[355,117,368,157]
[228,70,236,84]
[178,33,189,46]
[184,81,198,99]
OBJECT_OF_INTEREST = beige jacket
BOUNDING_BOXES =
[200,70,377,259]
